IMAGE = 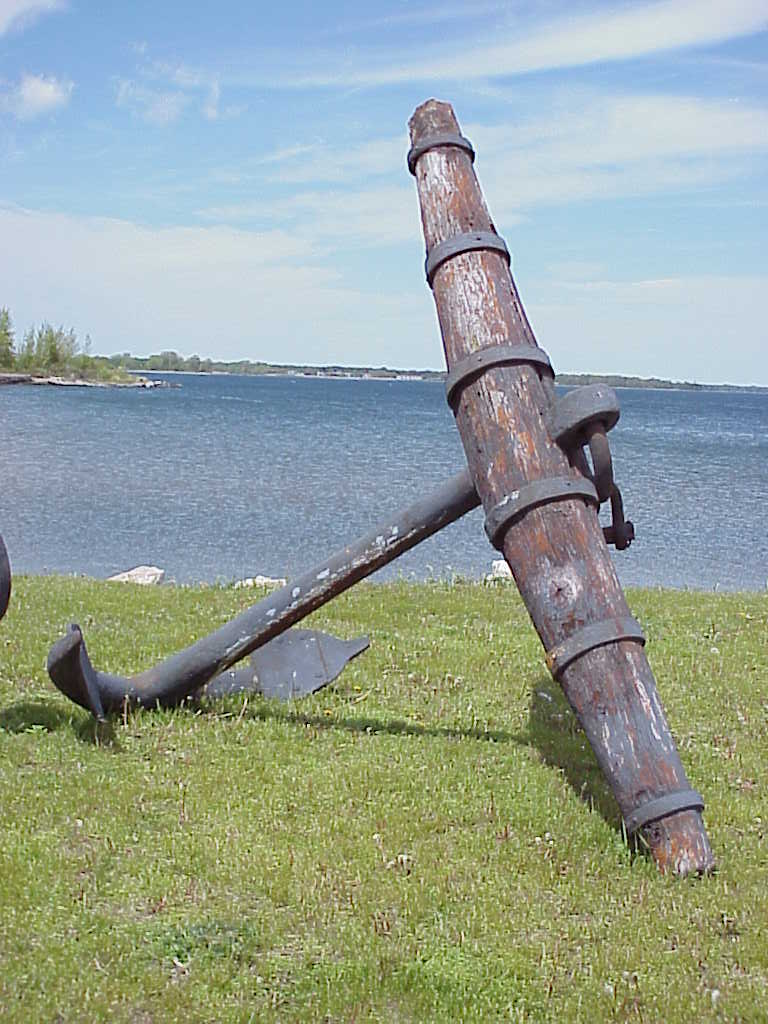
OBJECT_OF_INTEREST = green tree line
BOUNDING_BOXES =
[0,307,129,381]
[108,349,443,379]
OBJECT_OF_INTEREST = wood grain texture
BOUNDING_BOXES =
[409,99,714,875]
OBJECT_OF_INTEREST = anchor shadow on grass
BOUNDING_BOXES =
[223,698,528,748]
[526,676,624,835]
[0,700,73,735]
[0,700,118,747]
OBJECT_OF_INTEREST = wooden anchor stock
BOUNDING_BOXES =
[409,99,714,875]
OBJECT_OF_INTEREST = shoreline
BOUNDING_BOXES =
[8,569,766,595]
[5,369,763,394]
[134,368,768,395]
[0,372,171,389]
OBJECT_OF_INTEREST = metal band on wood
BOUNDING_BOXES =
[545,616,646,679]
[624,790,705,834]
[426,231,510,287]
[484,476,599,549]
[445,343,554,408]
[407,132,475,176]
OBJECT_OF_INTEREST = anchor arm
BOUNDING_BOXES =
[48,469,480,719]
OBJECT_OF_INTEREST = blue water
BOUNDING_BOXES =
[2,373,767,590]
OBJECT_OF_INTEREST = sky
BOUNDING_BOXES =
[1,1,767,384]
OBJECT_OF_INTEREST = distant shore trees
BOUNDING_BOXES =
[0,306,128,382]
[0,307,14,368]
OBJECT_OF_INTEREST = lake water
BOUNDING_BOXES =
[2,373,767,591]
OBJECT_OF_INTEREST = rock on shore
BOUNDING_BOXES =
[108,565,166,585]
[0,372,169,389]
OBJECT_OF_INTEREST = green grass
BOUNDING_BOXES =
[1,576,766,1022]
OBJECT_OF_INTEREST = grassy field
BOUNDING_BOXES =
[0,576,765,1022]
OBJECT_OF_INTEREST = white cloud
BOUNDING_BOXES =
[200,184,423,247]
[0,205,436,368]
[115,80,188,126]
[272,0,768,87]
[528,274,768,385]
[0,73,73,119]
[0,0,63,36]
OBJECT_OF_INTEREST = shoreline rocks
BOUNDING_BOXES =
[0,372,171,389]
[233,575,287,589]
[108,565,166,585]
[101,564,510,588]
[485,559,513,582]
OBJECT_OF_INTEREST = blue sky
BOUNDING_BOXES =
[1,1,766,384]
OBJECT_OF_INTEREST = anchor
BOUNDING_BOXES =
[0,533,10,621]
[45,99,713,875]
[47,464,627,717]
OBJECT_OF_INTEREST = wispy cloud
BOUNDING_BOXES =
[265,0,768,87]
[117,56,242,124]
[0,72,73,119]
[529,273,768,384]
[199,184,423,248]
[199,91,768,253]
[201,80,220,121]
[257,134,406,184]
[322,1,511,36]
[0,0,64,36]
[115,79,188,126]
[468,92,768,220]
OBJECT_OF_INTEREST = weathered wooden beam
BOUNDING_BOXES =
[409,99,714,875]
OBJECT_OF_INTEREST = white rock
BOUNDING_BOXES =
[108,565,165,585]
[233,574,287,589]
[485,559,513,582]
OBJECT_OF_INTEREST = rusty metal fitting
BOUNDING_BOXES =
[445,343,554,409]
[603,485,635,550]
[407,132,475,175]
[484,476,599,549]
[546,384,620,448]
[545,385,635,548]
[425,231,510,287]
[624,790,705,834]
[545,616,646,679]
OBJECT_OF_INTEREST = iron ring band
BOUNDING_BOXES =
[425,231,510,287]
[445,343,554,408]
[484,476,599,549]
[624,790,705,834]
[545,616,646,680]
[407,132,475,176]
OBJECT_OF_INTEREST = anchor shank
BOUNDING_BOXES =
[48,469,480,715]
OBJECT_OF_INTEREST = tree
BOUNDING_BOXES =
[13,322,79,370]
[0,307,15,368]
